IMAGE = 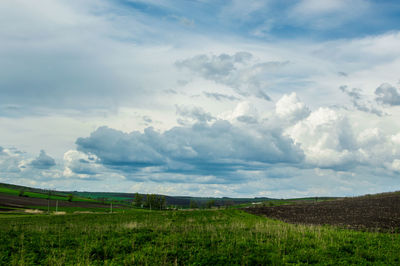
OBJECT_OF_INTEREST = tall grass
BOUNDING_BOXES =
[0,209,399,265]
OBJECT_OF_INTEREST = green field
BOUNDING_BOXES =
[1,209,399,265]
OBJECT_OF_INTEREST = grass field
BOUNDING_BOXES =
[1,209,399,265]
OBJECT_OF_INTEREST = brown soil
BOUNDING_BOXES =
[0,193,116,210]
[243,192,400,232]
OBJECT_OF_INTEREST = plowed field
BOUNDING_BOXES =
[0,193,112,210]
[244,192,400,232]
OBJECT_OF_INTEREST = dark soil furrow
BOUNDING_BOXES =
[244,193,400,232]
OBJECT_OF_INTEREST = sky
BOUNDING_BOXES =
[1,0,400,198]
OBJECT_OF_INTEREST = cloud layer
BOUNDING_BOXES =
[75,118,304,182]
[1,0,400,197]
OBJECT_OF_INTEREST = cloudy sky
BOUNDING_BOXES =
[1,0,400,198]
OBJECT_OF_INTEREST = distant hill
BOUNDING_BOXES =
[0,182,274,208]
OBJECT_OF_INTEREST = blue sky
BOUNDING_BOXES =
[1,0,400,197]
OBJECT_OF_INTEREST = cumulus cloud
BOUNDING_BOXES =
[275,92,310,123]
[0,147,24,173]
[175,52,289,100]
[75,119,304,182]
[375,83,400,106]
[63,150,101,179]
[222,101,259,124]
[30,150,56,169]
[285,107,358,169]
[0,146,64,184]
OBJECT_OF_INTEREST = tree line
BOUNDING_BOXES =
[133,193,166,210]
[132,193,226,210]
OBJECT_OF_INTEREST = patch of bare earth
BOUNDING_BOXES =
[243,192,400,232]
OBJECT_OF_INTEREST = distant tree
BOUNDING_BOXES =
[160,196,166,210]
[144,194,150,209]
[143,194,166,210]
[206,200,215,209]
[18,190,25,197]
[190,200,198,209]
[67,194,74,202]
[146,194,156,210]
[224,200,234,208]
[133,193,143,207]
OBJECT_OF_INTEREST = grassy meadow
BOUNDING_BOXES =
[1,209,399,265]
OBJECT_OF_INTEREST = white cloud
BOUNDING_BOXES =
[30,150,56,169]
[175,52,291,100]
[221,101,259,124]
[63,150,102,179]
[0,147,25,173]
[388,159,400,172]
[286,107,357,168]
[275,92,310,123]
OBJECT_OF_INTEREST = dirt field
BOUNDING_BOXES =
[0,193,114,210]
[244,192,400,232]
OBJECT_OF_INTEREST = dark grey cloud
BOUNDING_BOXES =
[255,90,271,101]
[175,52,251,80]
[69,159,98,176]
[236,115,258,124]
[30,150,56,169]
[76,127,166,170]
[340,85,383,116]
[164,89,178,94]
[142,116,152,123]
[175,105,215,122]
[203,92,240,101]
[375,83,400,106]
[75,121,304,181]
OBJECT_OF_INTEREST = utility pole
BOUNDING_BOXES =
[56,200,58,212]
[110,202,113,213]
